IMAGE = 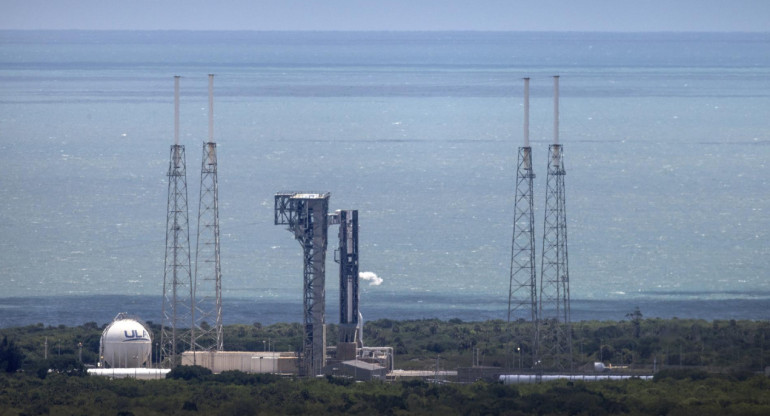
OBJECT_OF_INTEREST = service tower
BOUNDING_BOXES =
[275,192,331,376]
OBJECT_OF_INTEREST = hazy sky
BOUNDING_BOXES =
[1,0,769,31]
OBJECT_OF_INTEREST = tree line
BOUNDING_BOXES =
[3,315,770,373]
[2,316,770,414]
[1,364,769,415]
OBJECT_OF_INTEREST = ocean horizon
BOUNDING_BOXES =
[1,292,769,329]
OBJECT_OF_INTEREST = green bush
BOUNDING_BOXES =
[653,368,710,382]
[0,336,24,373]
[166,365,212,380]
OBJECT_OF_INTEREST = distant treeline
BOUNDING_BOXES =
[3,317,770,415]
[1,363,770,415]
[3,315,770,373]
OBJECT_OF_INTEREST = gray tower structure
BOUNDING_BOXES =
[193,75,223,352]
[508,79,538,368]
[329,210,361,346]
[275,192,330,376]
[538,76,572,371]
[160,76,194,367]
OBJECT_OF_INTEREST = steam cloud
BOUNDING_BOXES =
[359,271,383,286]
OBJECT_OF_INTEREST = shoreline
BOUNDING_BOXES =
[1,294,768,328]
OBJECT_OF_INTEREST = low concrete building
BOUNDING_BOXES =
[181,351,298,374]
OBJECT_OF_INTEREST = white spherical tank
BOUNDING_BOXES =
[100,315,152,368]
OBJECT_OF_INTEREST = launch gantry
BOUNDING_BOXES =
[274,192,331,377]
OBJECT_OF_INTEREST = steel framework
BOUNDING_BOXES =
[508,146,538,362]
[194,141,223,352]
[329,210,360,345]
[160,143,194,367]
[507,78,539,369]
[275,192,330,376]
[538,143,572,371]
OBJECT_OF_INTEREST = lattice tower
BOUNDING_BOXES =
[538,142,572,371]
[508,78,538,369]
[194,141,223,351]
[160,143,194,367]
[508,145,538,358]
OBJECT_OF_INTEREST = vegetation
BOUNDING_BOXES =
[1,316,770,414]
[1,367,769,415]
[2,316,770,373]
[0,336,23,373]
[365,316,770,373]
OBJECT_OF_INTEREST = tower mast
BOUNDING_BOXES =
[508,78,538,367]
[194,74,223,352]
[161,76,194,367]
[539,75,572,371]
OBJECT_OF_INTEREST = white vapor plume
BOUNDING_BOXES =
[359,271,383,286]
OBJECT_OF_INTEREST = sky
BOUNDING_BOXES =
[1,0,769,32]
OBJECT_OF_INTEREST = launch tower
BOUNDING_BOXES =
[275,192,330,376]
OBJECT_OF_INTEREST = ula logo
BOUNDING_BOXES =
[124,330,149,340]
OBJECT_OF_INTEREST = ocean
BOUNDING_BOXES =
[0,31,768,328]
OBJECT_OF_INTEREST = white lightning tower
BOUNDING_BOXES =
[161,76,195,367]
[508,78,538,368]
[194,74,224,352]
[539,75,572,371]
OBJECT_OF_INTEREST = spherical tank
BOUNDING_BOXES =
[100,316,152,368]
